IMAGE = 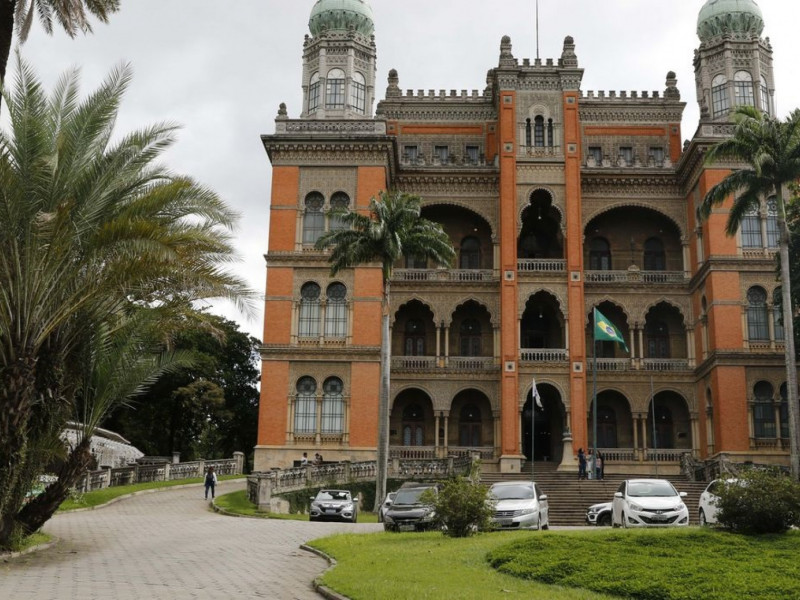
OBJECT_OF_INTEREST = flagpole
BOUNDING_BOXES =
[650,375,658,478]
[592,308,598,481]
[531,382,535,483]
[535,0,540,60]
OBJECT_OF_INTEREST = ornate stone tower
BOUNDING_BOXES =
[694,0,774,121]
[300,0,378,119]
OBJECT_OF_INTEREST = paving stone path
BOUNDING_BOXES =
[0,480,382,599]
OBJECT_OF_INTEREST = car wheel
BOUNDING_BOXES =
[352,513,358,524]
[541,518,549,531]
[699,509,707,527]
[597,513,611,527]
[622,512,629,529]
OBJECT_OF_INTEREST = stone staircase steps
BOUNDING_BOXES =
[482,461,708,526]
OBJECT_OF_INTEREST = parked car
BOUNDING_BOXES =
[611,478,689,528]
[488,481,549,530]
[586,501,612,526]
[378,491,396,523]
[698,479,740,526]
[383,484,437,532]
[309,489,358,523]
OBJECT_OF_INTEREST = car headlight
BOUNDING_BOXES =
[629,502,643,512]
[518,508,537,516]
[673,503,686,512]
[384,514,394,523]
[311,503,320,510]
[420,509,435,521]
[341,503,353,511]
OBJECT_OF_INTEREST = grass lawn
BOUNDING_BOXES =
[1,532,52,555]
[215,489,378,523]
[309,528,800,600]
[58,474,244,511]
[309,531,615,600]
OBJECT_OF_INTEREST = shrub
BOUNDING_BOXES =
[423,461,493,537]
[715,468,800,534]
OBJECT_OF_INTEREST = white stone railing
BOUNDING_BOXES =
[391,356,437,371]
[520,348,568,362]
[645,449,685,462]
[585,270,686,284]
[592,359,630,371]
[77,453,245,492]
[448,446,495,460]
[247,456,474,510]
[642,359,690,372]
[517,259,566,272]
[390,446,436,460]
[596,448,637,462]
[392,269,495,282]
[446,356,498,371]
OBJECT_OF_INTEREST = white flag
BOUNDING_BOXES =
[532,378,542,409]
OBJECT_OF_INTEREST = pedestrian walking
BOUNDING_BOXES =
[204,466,218,500]
[578,448,587,480]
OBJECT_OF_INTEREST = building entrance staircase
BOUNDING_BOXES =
[481,461,709,526]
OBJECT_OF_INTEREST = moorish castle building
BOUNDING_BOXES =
[255,0,792,475]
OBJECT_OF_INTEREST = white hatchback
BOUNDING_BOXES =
[698,479,738,526]
[611,478,689,528]
[488,481,549,530]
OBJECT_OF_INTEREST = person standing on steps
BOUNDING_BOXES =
[578,448,587,480]
[204,466,218,500]
[595,452,604,481]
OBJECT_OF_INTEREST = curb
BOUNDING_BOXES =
[0,537,58,562]
[300,544,352,600]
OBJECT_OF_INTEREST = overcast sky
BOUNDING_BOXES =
[7,0,799,340]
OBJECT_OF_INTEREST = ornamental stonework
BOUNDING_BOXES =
[518,284,568,319]
[289,362,352,396]
[299,167,358,204]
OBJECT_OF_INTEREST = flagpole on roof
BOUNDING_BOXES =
[592,308,598,481]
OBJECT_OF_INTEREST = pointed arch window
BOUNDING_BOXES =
[525,118,532,147]
[534,116,545,147]
[321,377,344,434]
[405,254,427,269]
[404,319,425,356]
[766,196,779,248]
[329,192,350,232]
[747,286,769,341]
[643,237,666,271]
[459,236,481,269]
[760,75,771,115]
[597,405,618,448]
[299,282,321,337]
[646,320,670,358]
[589,238,611,270]
[741,205,762,248]
[308,72,321,113]
[402,403,424,446]
[326,68,346,108]
[733,71,754,107]
[303,192,325,244]
[350,71,366,114]
[459,404,482,446]
[711,74,729,117]
[325,283,347,338]
[773,287,785,341]
[294,377,317,434]
[753,381,775,438]
[460,319,482,356]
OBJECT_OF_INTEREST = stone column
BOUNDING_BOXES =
[632,415,640,461]
[434,413,441,455]
[234,451,245,474]
[557,429,578,473]
[443,413,450,455]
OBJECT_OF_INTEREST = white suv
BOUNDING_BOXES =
[611,479,689,528]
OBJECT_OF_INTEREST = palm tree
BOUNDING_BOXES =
[0,58,253,547]
[0,0,120,94]
[316,191,455,510]
[698,105,800,480]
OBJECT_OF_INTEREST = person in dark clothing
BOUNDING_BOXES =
[204,466,218,500]
[578,448,587,480]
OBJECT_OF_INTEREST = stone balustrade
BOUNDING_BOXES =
[77,453,245,492]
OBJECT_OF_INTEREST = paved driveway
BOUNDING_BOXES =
[0,480,382,600]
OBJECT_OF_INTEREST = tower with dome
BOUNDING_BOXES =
[254,0,792,483]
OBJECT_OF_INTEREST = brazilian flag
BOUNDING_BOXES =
[594,308,629,352]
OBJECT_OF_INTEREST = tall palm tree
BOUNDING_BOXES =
[698,105,800,480]
[316,191,455,510]
[0,58,253,546]
[0,0,120,94]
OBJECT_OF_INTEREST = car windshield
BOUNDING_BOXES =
[394,488,429,504]
[317,491,350,501]
[627,481,677,497]
[491,484,534,500]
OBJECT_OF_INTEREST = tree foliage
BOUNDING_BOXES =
[0,59,252,548]
[423,461,493,538]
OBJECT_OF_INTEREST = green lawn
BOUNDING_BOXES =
[1,532,52,555]
[309,528,800,600]
[215,490,378,523]
[58,475,244,511]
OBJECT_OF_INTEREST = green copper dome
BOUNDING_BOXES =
[697,0,764,42]
[309,0,374,37]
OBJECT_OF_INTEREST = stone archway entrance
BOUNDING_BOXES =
[521,382,565,464]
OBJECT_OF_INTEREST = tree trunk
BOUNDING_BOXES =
[777,185,800,480]
[14,437,93,537]
[0,0,16,107]
[373,286,391,512]
[0,357,36,547]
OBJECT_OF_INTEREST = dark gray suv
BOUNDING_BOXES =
[383,485,437,532]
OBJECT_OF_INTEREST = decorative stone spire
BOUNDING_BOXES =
[664,71,681,101]
[386,69,401,98]
[499,35,516,68]
[560,36,578,68]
